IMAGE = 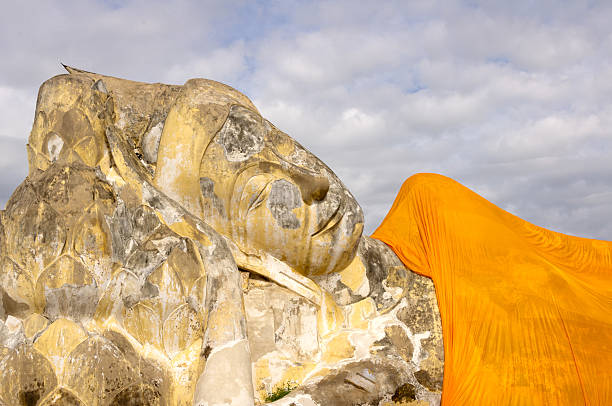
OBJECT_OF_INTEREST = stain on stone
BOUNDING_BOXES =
[344,369,377,393]
[314,269,367,306]
[19,388,43,406]
[120,277,142,309]
[203,274,222,307]
[392,383,417,402]
[199,177,227,218]
[359,238,391,309]
[372,334,393,350]
[94,180,116,203]
[131,205,161,243]
[105,94,116,121]
[307,360,407,406]
[141,279,160,300]
[92,79,108,94]
[4,198,66,275]
[414,369,441,392]
[56,108,95,148]
[126,248,165,278]
[1,288,30,319]
[384,325,414,363]
[110,384,162,405]
[0,292,5,321]
[217,105,265,161]
[43,284,98,321]
[267,179,301,229]
[145,195,163,212]
[141,121,164,164]
[108,203,135,263]
[341,202,364,237]
[397,301,434,337]
[0,342,58,404]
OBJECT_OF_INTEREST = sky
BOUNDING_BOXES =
[1,0,612,239]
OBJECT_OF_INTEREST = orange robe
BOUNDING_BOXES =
[371,173,612,405]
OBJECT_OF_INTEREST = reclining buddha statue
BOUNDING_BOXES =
[7,65,604,406]
[0,67,443,406]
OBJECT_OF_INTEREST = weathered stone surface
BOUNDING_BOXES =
[0,67,443,406]
[0,343,58,405]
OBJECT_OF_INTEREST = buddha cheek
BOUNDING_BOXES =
[244,204,307,268]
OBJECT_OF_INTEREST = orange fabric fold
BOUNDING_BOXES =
[371,173,612,406]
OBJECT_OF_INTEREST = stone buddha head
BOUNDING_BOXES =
[152,79,364,278]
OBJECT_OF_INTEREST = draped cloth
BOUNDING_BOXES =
[371,173,612,405]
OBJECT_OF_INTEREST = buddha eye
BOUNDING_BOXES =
[247,180,272,213]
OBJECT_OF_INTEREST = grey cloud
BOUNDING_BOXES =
[0,0,250,88]
[0,136,28,209]
[0,86,36,142]
[242,2,612,239]
[2,0,612,240]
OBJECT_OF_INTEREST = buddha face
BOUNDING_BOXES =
[198,105,364,277]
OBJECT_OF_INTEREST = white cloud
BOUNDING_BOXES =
[0,86,36,140]
[2,0,612,239]
[164,41,249,85]
[0,136,28,210]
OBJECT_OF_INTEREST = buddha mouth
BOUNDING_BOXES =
[311,201,344,237]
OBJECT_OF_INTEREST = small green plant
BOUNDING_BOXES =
[263,381,297,402]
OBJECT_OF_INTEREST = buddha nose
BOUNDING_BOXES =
[260,159,330,204]
[290,171,330,204]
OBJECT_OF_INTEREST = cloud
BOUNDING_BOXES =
[0,86,36,141]
[2,0,612,239]
[164,41,249,86]
[0,136,28,210]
